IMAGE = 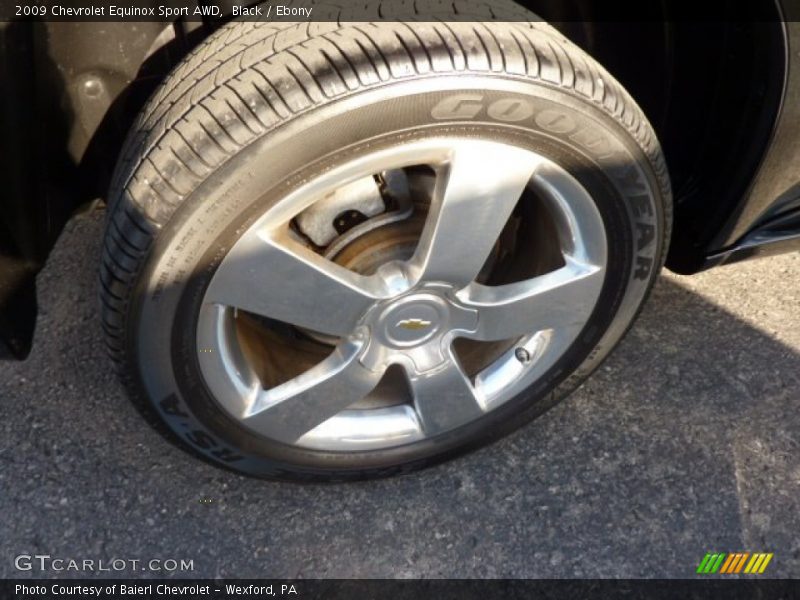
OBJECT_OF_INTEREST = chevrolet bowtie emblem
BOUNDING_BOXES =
[396,318,432,331]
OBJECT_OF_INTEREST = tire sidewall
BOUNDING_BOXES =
[127,76,665,479]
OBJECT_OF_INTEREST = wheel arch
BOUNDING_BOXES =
[526,3,787,273]
[0,5,788,357]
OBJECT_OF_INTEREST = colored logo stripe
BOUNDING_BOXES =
[745,553,773,574]
[719,553,736,573]
[720,553,749,574]
[697,553,726,574]
[697,552,773,574]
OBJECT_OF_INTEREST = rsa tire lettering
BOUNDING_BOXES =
[160,395,244,463]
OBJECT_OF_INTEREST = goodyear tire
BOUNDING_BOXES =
[100,4,671,481]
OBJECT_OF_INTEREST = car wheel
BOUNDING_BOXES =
[100,9,671,480]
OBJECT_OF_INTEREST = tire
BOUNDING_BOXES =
[100,5,671,481]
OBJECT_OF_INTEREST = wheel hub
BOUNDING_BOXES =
[381,297,442,347]
[358,285,478,374]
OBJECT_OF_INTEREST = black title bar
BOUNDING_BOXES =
[0,0,797,22]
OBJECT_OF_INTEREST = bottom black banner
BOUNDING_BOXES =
[2,579,800,600]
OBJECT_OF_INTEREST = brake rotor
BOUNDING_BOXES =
[331,214,426,275]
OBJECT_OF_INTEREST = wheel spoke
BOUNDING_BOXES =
[410,141,541,287]
[242,338,382,443]
[459,258,605,341]
[205,227,381,337]
[408,353,485,435]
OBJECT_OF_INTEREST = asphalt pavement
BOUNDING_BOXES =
[1,209,799,578]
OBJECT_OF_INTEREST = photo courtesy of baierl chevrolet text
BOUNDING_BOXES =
[1,0,799,598]
[14,583,298,597]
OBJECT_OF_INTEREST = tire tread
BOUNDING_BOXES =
[100,1,672,477]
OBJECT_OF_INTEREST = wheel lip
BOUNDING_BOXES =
[195,136,607,452]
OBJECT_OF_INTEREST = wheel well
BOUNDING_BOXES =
[530,5,786,271]
[0,10,786,358]
[0,10,787,344]
[67,12,784,274]
[71,12,785,273]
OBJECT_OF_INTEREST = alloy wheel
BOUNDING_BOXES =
[196,138,607,451]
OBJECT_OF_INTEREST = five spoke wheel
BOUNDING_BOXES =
[197,138,607,451]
